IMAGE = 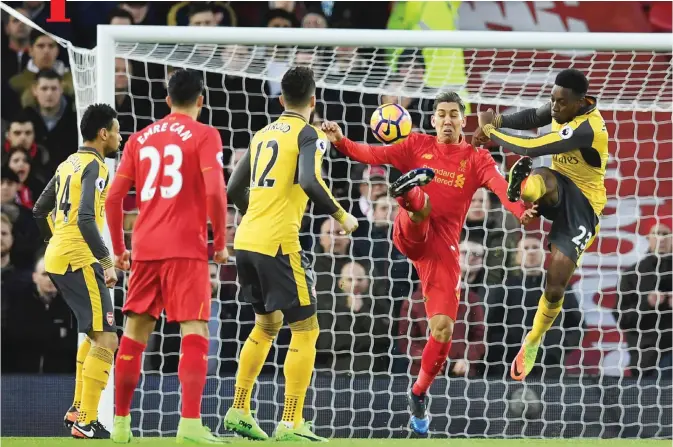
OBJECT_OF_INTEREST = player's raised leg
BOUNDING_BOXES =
[511,245,575,380]
[408,313,455,436]
[274,312,323,442]
[64,336,92,429]
[111,312,156,444]
[223,311,280,440]
[507,157,559,206]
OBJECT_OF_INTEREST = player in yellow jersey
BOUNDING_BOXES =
[33,104,122,438]
[223,66,357,442]
[476,69,609,381]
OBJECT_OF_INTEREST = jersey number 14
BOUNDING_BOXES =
[139,145,183,201]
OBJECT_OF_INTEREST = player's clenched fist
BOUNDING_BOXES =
[339,213,359,235]
[213,248,229,264]
[115,250,131,271]
[321,121,343,143]
[104,266,118,288]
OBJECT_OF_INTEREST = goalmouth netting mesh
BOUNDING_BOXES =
[63,26,672,439]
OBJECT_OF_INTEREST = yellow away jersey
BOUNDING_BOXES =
[234,112,341,256]
[44,149,110,274]
[486,99,609,216]
[550,107,609,216]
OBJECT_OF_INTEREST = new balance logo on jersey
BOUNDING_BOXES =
[119,355,134,361]
[422,153,433,159]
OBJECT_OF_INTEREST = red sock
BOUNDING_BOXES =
[178,334,209,419]
[396,186,425,212]
[115,336,146,417]
[412,335,452,396]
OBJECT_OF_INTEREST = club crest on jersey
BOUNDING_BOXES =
[106,312,115,326]
[95,177,106,192]
[316,139,328,154]
[558,125,574,140]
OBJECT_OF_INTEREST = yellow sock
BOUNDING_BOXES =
[73,337,92,410]
[78,346,114,424]
[526,295,564,345]
[521,174,546,202]
[233,320,279,413]
[282,316,319,428]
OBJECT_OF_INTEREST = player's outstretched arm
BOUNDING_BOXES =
[321,120,409,170]
[33,174,58,241]
[227,149,251,214]
[78,160,113,270]
[494,103,553,130]
[479,112,594,158]
[298,126,356,233]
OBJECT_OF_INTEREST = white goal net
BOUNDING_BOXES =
[66,28,671,439]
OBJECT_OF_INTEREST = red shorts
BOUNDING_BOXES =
[123,258,211,322]
[393,211,461,320]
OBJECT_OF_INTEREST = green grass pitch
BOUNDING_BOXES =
[1,439,670,447]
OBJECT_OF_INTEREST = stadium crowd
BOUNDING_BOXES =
[1,1,671,383]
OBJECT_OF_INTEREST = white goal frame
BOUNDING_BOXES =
[93,24,670,432]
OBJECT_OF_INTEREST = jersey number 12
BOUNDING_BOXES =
[251,140,278,188]
[139,145,183,201]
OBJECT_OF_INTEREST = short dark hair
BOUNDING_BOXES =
[80,103,117,142]
[167,69,204,107]
[281,66,315,108]
[555,69,589,97]
[1,165,20,184]
[35,68,62,83]
[433,91,466,114]
[107,7,134,24]
[9,110,33,126]
[188,3,214,19]
[29,29,53,47]
[263,8,299,27]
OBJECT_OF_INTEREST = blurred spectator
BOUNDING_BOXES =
[314,218,367,299]
[6,146,46,208]
[167,1,237,27]
[463,188,519,286]
[187,3,218,27]
[459,239,486,299]
[23,69,78,173]
[1,165,41,269]
[269,1,296,14]
[616,222,672,377]
[3,112,50,171]
[353,165,388,222]
[119,2,159,26]
[399,282,485,377]
[369,194,416,299]
[9,29,74,109]
[485,236,584,379]
[316,260,391,372]
[107,6,134,25]
[301,10,327,28]
[2,6,32,82]
[2,256,76,373]
[264,8,298,28]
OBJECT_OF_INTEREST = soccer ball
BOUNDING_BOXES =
[370,103,412,144]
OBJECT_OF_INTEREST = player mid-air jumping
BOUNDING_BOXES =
[321,91,537,435]
[105,69,229,444]
[475,68,608,381]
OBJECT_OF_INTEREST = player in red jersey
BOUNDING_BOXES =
[105,69,228,444]
[322,91,537,435]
